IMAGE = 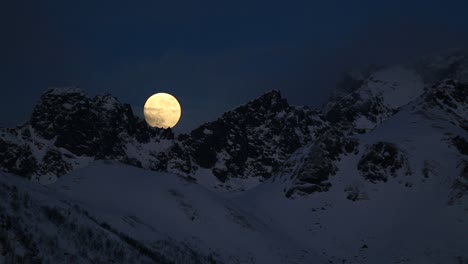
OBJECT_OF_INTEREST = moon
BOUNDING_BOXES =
[143,93,181,129]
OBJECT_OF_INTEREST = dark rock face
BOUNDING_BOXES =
[423,79,468,131]
[283,130,359,198]
[30,88,172,159]
[424,80,467,107]
[357,142,410,183]
[451,136,468,156]
[151,142,194,175]
[169,90,329,182]
[324,66,393,135]
[37,149,71,177]
[325,93,393,134]
[448,161,468,205]
[1,87,173,179]
[0,138,37,177]
[30,88,91,141]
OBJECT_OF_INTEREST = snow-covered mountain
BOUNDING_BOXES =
[0,88,327,191]
[241,78,467,263]
[281,50,467,197]
[324,66,424,134]
[1,50,467,263]
[282,79,467,198]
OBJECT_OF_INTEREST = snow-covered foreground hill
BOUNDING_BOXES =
[0,162,321,264]
[1,149,466,264]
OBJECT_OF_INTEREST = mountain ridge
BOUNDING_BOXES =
[1,50,467,263]
[0,87,328,191]
[0,50,467,194]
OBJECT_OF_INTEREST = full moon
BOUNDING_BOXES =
[143,93,181,129]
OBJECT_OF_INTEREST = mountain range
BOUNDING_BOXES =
[0,50,467,263]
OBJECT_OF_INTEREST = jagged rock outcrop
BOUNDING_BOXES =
[154,90,329,188]
[1,88,328,191]
[279,50,468,198]
[0,137,37,177]
[281,130,359,197]
[422,79,468,130]
[30,87,172,158]
[357,142,411,182]
[324,66,424,134]
[0,87,173,181]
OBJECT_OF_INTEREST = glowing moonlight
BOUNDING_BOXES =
[143,93,181,128]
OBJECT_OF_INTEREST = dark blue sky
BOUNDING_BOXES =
[2,0,468,132]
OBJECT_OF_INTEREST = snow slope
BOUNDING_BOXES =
[0,171,163,263]
[50,161,321,264]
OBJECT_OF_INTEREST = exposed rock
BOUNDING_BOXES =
[357,142,410,183]
[448,161,468,205]
[344,183,369,201]
[423,79,468,132]
[1,87,173,179]
[0,139,37,177]
[37,149,72,177]
[451,136,468,156]
[163,90,329,183]
[283,130,359,197]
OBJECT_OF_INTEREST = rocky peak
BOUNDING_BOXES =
[93,93,119,107]
[91,94,136,135]
[421,79,468,131]
[30,87,91,140]
[1,88,174,181]
[324,66,424,134]
[245,89,286,110]
[158,90,329,189]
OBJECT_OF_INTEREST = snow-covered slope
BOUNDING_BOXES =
[0,162,321,263]
[52,161,319,264]
[0,170,170,264]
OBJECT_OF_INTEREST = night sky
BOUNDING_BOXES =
[2,0,468,132]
